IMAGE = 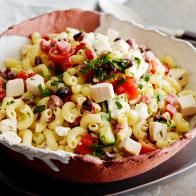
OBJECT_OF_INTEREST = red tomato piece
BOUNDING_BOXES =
[81,134,94,146]
[75,43,86,53]
[165,104,176,117]
[85,49,96,60]
[60,56,73,71]
[139,140,157,154]
[75,143,92,155]
[48,48,67,63]
[28,73,36,78]
[40,40,51,52]
[116,77,139,100]
[0,90,6,101]
[17,71,28,80]
[0,79,4,89]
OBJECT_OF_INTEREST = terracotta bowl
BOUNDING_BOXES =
[0,9,196,183]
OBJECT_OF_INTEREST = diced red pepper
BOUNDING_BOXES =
[165,104,176,117]
[40,40,51,52]
[0,79,4,89]
[0,90,6,101]
[48,48,67,63]
[0,80,5,101]
[116,77,139,100]
[75,143,92,155]
[28,73,36,78]
[85,48,96,60]
[81,134,94,146]
[75,134,98,155]
[17,71,28,80]
[60,56,73,71]
[150,59,156,74]
[75,43,86,53]
[139,140,157,154]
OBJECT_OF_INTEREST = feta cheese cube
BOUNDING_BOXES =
[120,138,142,156]
[82,32,95,47]
[149,122,167,142]
[0,119,17,133]
[93,33,112,55]
[91,83,115,103]
[6,79,24,97]
[26,74,45,95]
[135,103,149,120]
[55,126,71,136]
[178,94,196,116]
[108,94,130,119]
[2,131,21,144]
[125,61,149,80]
[112,39,130,54]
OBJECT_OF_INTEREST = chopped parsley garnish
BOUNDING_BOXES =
[80,55,131,81]
[143,74,150,82]
[134,57,141,68]
[34,105,45,113]
[51,80,60,86]
[115,101,123,110]
[138,84,143,89]
[117,78,126,86]
[156,94,163,102]
[6,100,15,105]
[167,120,176,128]
[92,144,104,157]
[38,84,51,97]
[57,73,64,81]
[108,110,112,121]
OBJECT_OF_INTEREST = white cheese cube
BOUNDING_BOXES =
[91,83,115,103]
[135,103,149,120]
[178,94,196,116]
[93,33,112,55]
[108,94,130,119]
[55,126,71,136]
[82,32,95,47]
[6,79,24,97]
[149,122,167,142]
[26,74,45,95]
[0,119,17,133]
[120,138,141,156]
[107,28,119,41]
[2,131,21,144]
[112,39,130,54]
[125,61,149,79]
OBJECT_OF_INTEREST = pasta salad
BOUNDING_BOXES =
[0,28,195,160]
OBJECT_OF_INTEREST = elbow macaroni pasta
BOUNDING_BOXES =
[0,28,195,160]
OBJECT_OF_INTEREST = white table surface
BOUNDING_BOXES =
[0,0,196,195]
